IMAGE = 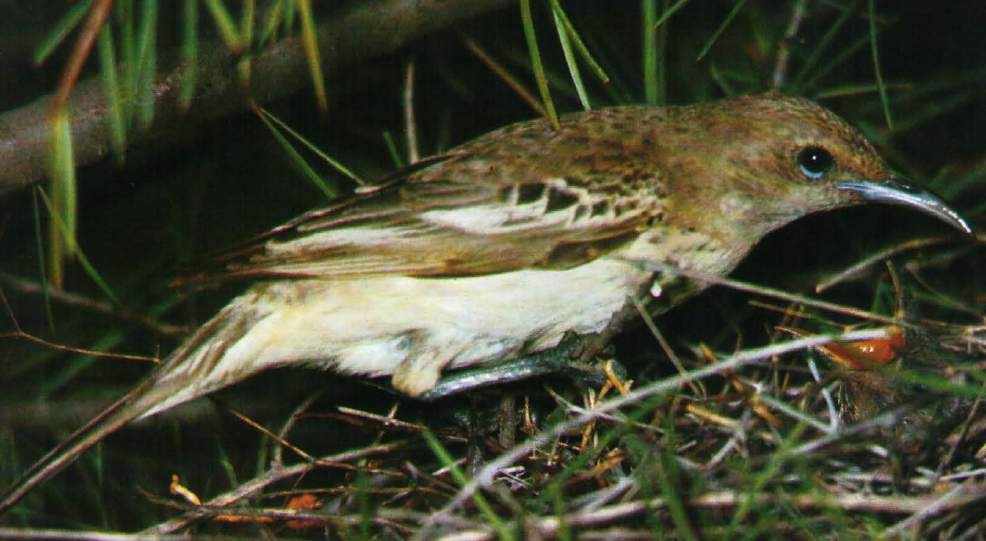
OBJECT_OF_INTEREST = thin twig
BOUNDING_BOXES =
[273,394,321,467]
[636,261,908,327]
[336,405,427,433]
[226,407,316,463]
[632,295,703,397]
[885,481,985,537]
[146,440,413,534]
[786,406,906,457]
[0,273,186,336]
[815,236,957,293]
[543,386,663,435]
[772,0,809,89]
[50,0,114,114]
[805,357,840,430]
[930,397,983,487]
[462,35,547,117]
[1,329,159,364]
[755,393,831,433]
[404,59,419,164]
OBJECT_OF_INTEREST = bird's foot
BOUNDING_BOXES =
[417,333,618,402]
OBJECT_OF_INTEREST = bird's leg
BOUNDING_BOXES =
[413,291,652,402]
[466,394,486,476]
[575,296,644,363]
[497,392,518,449]
[417,332,613,402]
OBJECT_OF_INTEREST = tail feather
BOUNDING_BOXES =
[0,378,161,515]
[0,293,271,515]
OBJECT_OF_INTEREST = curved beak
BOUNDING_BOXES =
[836,179,973,235]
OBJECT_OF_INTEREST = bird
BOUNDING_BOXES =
[0,93,972,514]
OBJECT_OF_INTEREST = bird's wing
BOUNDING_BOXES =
[218,148,664,281]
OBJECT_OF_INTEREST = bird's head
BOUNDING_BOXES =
[666,94,972,247]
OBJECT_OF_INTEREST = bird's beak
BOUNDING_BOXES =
[836,179,973,235]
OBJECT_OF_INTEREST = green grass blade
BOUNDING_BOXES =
[256,105,359,181]
[695,0,748,61]
[255,108,337,199]
[356,470,374,539]
[203,0,243,53]
[964,367,986,388]
[31,188,55,331]
[728,422,809,535]
[47,108,77,289]
[658,442,700,541]
[708,60,736,96]
[803,33,869,92]
[547,0,610,84]
[134,0,158,129]
[382,131,404,169]
[642,0,669,105]
[883,92,967,134]
[237,0,256,87]
[257,0,285,48]
[792,0,859,89]
[812,81,910,99]
[37,332,122,397]
[118,0,136,127]
[282,0,297,36]
[37,188,119,305]
[33,0,94,66]
[642,0,657,104]
[97,25,126,162]
[297,0,328,112]
[547,484,572,541]
[179,0,199,111]
[653,0,690,29]
[520,0,559,129]
[868,0,893,130]
[33,292,179,395]
[550,1,590,110]
[422,430,514,541]
[892,368,986,400]
[240,0,255,46]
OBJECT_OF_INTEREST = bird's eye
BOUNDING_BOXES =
[797,146,835,180]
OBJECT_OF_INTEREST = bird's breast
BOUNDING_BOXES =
[612,226,746,313]
[622,226,738,275]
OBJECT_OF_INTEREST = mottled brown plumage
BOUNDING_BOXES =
[224,96,888,281]
[0,93,971,515]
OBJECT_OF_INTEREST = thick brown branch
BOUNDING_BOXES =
[0,0,516,196]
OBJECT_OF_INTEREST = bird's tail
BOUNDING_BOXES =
[0,292,271,516]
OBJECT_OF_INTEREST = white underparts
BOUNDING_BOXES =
[151,255,652,408]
